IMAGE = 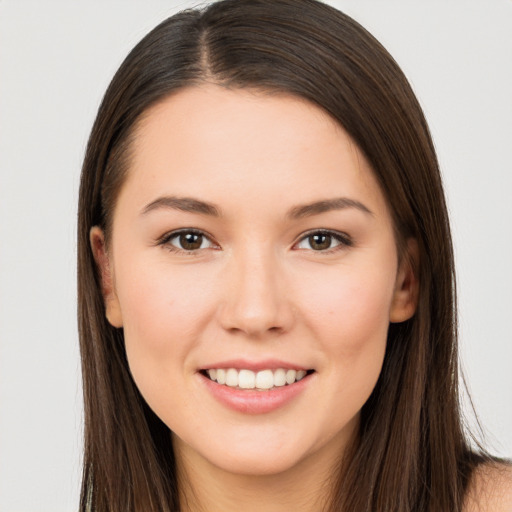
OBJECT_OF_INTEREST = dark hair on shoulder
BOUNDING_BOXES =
[78,1,490,510]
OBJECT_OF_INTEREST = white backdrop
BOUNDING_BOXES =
[0,1,510,510]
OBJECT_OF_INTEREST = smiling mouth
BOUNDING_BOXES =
[200,368,315,391]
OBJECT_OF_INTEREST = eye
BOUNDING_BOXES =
[158,229,217,253]
[295,230,352,252]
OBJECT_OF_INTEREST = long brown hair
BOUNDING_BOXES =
[77,1,487,510]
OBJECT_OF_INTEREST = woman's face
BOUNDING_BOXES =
[92,85,417,477]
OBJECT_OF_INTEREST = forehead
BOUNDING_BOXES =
[117,84,390,221]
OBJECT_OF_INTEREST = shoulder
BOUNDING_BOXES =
[463,461,512,512]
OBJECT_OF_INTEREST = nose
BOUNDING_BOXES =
[217,246,294,338]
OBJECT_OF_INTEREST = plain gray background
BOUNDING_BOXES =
[1,1,511,510]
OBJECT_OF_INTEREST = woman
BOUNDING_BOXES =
[77,0,511,510]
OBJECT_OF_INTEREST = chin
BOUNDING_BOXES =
[173,424,347,479]
[207,447,309,477]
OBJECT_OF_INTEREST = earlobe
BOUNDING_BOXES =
[389,238,420,323]
[89,226,123,328]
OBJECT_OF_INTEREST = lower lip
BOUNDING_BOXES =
[200,372,313,414]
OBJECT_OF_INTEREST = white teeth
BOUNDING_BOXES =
[273,368,287,387]
[238,369,255,389]
[204,367,310,389]
[285,369,297,384]
[226,368,238,387]
[255,369,274,389]
[216,368,226,385]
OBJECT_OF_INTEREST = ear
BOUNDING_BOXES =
[389,238,420,323]
[89,226,123,328]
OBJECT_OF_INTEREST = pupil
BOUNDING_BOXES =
[180,233,202,250]
[310,234,331,250]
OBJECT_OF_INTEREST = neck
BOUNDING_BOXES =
[173,432,354,512]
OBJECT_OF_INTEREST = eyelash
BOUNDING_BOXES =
[156,228,353,254]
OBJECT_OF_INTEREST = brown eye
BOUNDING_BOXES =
[179,232,204,250]
[160,230,216,252]
[295,230,352,252]
[309,233,332,250]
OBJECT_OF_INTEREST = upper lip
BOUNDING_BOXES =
[199,358,312,372]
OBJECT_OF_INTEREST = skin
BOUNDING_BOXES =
[91,84,419,512]
[464,464,512,512]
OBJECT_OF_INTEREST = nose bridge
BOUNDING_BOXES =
[219,240,292,336]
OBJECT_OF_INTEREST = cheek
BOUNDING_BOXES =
[113,257,218,395]
[117,257,212,341]
[298,265,395,349]
[295,262,394,401]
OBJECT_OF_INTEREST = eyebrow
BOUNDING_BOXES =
[140,195,373,219]
[141,196,221,217]
[287,197,373,219]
